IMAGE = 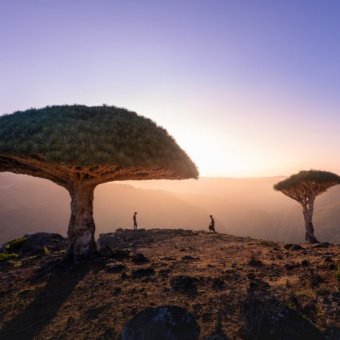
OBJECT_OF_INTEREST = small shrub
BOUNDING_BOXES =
[259,240,276,248]
[0,253,19,262]
[4,237,28,252]
[284,244,292,250]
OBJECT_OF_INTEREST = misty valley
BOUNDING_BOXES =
[1,173,339,245]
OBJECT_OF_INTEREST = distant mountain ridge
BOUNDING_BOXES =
[0,173,339,244]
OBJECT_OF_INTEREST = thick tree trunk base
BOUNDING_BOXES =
[303,202,319,244]
[305,221,319,244]
[65,183,97,262]
[65,228,97,262]
[305,232,319,244]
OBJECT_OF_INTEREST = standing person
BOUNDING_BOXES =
[209,214,216,233]
[133,211,138,230]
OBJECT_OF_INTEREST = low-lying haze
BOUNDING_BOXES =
[1,173,339,245]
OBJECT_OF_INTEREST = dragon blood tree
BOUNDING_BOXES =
[0,105,198,260]
[274,170,340,243]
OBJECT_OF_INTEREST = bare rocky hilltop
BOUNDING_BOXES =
[0,229,339,339]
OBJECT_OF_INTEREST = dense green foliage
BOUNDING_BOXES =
[0,105,198,176]
[274,170,340,191]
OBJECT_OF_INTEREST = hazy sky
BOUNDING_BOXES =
[1,1,340,177]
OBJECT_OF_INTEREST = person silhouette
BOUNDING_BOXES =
[133,212,138,230]
[209,215,216,233]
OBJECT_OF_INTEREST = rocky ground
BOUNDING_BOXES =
[0,229,339,339]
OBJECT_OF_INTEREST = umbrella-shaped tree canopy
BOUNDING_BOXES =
[274,170,340,243]
[274,170,340,197]
[0,105,198,260]
[0,105,198,184]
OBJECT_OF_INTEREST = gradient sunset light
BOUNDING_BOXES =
[1,1,340,177]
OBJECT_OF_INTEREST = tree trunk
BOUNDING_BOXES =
[65,182,97,261]
[302,200,319,244]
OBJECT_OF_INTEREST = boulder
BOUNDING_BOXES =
[248,258,264,267]
[301,259,310,267]
[171,275,198,295]
[323,255,333,263]
[106,262,126,273]
[181,255,199,261]
[284,263,300,271]
[290,244,304,251]
[283,244,304,251]
[132,267,155,279]
[2,233,65,256]
[110,249,131,260]
[97,230,154,250]
[120,306,200,340]
[131,253,149,264]
[211,278,225,291]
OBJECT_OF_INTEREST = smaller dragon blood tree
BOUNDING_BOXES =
[0,105,198,261]
[274,170,340,243]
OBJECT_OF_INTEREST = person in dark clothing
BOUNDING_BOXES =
[133,212,138,230]
[209,215,216,233]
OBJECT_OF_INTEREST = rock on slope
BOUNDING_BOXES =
[0,229,339,339]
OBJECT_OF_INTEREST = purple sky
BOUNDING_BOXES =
[1,1,340,177]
